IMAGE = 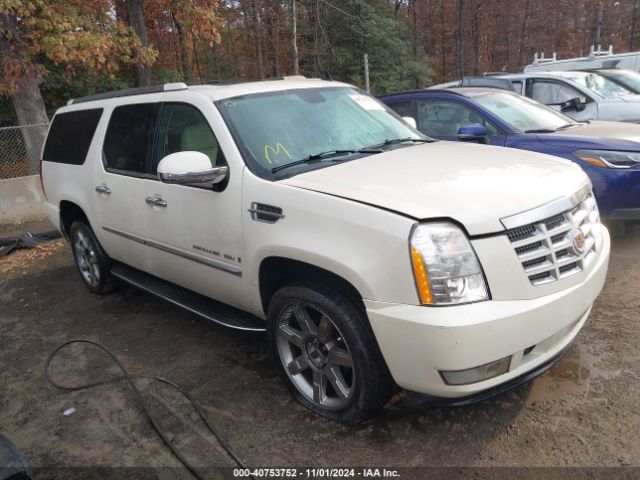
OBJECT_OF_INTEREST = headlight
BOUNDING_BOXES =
[410,222,489,305]
[574,149,640,169]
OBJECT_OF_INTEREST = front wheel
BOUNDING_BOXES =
[267,282,395,423]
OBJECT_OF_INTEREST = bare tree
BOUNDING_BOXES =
[252,0,265,79]
[457,0,465,76]
[126,0,152,86]
[594,0,604,47]
[0,13,48,170]
[170,1,191,82]
[519,0,531,67]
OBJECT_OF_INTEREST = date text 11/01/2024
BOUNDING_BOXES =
[232,468,400,478]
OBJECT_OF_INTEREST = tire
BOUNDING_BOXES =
[267,282,396,424]
[69,221,118,294]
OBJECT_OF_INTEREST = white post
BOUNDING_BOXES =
[364,53,370,94]
[292,0,299,75]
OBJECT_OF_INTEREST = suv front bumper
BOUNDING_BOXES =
[365,228,610,398]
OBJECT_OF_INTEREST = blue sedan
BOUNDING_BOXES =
[380,87,640,221]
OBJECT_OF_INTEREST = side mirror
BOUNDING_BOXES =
[157,151,228,188]
[457,123,490,144]
[402,116,418,129]
[561,97,586,113]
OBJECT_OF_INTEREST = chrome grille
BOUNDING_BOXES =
[506,192,601,285]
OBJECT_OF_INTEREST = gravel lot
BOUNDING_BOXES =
[0,220,638,479]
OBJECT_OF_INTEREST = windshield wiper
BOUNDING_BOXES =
[556,122,582,130]
[270,149,381,174]
[363,137,433,149]
[525,123,581,134]
[524,128,558,133]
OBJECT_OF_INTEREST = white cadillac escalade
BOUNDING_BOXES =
[40,77,610,423]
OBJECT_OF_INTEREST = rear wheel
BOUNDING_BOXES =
[69,221,117,294]
[267,282,395,423]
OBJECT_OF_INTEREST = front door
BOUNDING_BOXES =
[140,100,246,309]
[527,79,598,122]
[414,98,506,145]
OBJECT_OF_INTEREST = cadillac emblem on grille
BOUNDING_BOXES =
[572,229,586,254]
[503,186,602,286]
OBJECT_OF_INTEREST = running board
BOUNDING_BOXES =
[110,263,266,332]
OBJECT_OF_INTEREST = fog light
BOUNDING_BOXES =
[440,356,511,386]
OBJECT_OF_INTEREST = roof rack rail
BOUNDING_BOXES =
[67,82,188,105]
[531,52,558,64]
[530,45,615,65]
[588,44,614,58]
[189,75,308,86]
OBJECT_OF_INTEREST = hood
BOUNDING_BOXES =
[614,94,640,104]
[282,142,589,235]
[537,120,640,149]
[595,99,640,122]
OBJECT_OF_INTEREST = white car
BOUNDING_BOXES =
[40,77,610,423]
[445,71,640,123]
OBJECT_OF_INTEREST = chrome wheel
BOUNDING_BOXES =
[276,302,355,410]
[73,230,100,288]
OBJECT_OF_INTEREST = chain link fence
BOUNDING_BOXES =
[0,124,49,180]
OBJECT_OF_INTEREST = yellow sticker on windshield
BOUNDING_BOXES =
[264,143,292,165]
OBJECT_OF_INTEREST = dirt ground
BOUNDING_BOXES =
[1,219,639,479]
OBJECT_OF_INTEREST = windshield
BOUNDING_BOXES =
[564,72,632,99]
[474,91,574,132]
[216,87,423,175]
[606,70,640,93]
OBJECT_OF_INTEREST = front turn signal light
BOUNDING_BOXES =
[411,247,432,304]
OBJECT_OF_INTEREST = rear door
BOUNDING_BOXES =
[93,103,160,273]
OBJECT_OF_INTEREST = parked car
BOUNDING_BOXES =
[582,69,640,94]
[381,87,640,222]
[41,78,610,423]
[437,71,640,123]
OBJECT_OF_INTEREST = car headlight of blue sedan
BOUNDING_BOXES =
[574,149,640,169]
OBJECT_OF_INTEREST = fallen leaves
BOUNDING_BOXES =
[0,239,65,279]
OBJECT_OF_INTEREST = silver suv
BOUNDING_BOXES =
[444,71,640,123]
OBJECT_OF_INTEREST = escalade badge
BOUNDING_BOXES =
[572,229,586,254]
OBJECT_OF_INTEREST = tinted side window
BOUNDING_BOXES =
[386,100,413,118]
[416,99,498,137]
[154,103,224,172]
[103,103,160,174]
[43,109,103,165]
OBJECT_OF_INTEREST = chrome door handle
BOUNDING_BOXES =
[95,185,111,195]
[145,196,167,208]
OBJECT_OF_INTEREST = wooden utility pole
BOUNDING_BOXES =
[292,0,299,75]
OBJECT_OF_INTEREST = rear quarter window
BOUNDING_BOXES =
[43,108,103,165]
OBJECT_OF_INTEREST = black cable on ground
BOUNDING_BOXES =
[45,339,255,480]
